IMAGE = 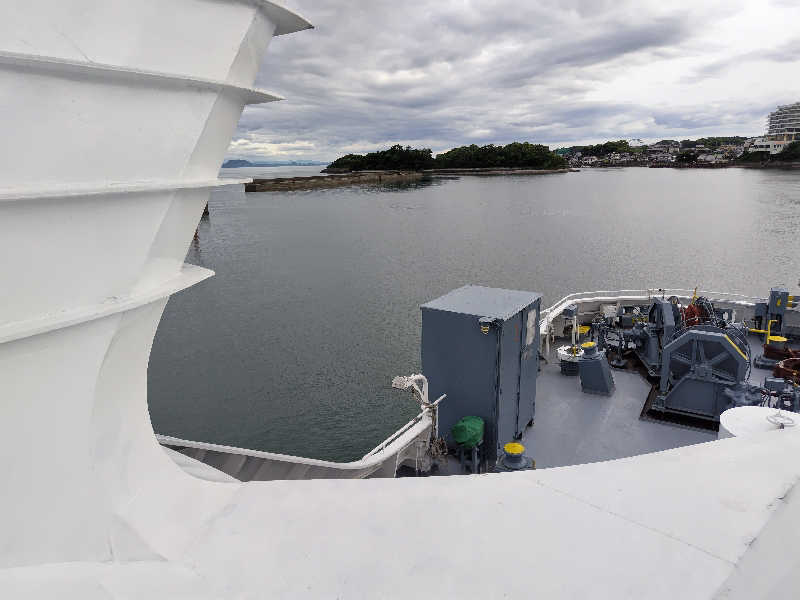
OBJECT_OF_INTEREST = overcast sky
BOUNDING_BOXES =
[226,0,800,162]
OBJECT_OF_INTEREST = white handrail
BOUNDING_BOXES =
[541,288,764,319]
[362,394,446,459]
[158,413,431,474]
[158,394,447,478]
[538,288,766,353]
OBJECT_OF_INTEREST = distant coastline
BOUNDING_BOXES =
[225,136,800,175]
[222,159,329,168]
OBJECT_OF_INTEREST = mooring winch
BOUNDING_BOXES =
[652,322,751,422]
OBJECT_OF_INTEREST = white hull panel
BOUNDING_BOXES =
[1,187,217,325]
[0,59,274,188]
[0,296,234,567]
[0,0,311,571]
[0,0,310,86]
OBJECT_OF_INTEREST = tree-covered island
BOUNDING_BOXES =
[324,142,567,172]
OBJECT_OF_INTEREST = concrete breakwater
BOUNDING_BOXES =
[245,167,571,192]
[245,170,423,192]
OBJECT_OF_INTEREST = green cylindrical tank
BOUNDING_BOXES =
[451,416,485,449]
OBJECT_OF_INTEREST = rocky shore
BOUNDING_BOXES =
[244,167,573,192]
[245,170,423,192]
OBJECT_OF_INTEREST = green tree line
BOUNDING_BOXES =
[777,141,800,161]
[326,142,566,171]
[680,136,748,149]
[574,139,633,157]
[434,142,565,169]
[326,145,435,171]
[557,139,638,157]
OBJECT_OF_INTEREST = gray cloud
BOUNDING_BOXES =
[225,1,800,161]
[651,103,775,130]
[687,37,800,81]
[489,15,690,89]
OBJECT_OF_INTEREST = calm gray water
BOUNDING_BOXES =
[148,167,800,461]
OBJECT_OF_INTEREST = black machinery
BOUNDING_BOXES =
[581,287,798,425]
[653,322,752,422]
[630,297,682,377]
[587,297,683,375]
[634,295,753,424]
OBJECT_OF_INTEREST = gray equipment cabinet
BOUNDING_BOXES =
[421,286,541,465]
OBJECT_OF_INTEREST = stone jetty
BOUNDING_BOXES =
[245,170,423,192]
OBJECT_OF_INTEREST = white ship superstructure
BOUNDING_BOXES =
[3,3,800,598]
[0,0,312,580]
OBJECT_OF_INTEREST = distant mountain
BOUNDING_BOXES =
[221,159,329,168]
[221,159,253,168]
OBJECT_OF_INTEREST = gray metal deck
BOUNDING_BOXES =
[525,360,715,468]
[521,333,776,469]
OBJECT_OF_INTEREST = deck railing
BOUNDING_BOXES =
[158,394,446,480]
[539,288,766,346]
[362,394,445,459]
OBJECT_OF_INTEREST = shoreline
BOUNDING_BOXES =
[607,161,800,170]
[245,170,423,192]
[244,167,570,192]
[241,162,799,193]
[648,162,800,169]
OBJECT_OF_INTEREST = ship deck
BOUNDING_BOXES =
[438,333,777,474]
[530,333,781,467]
[527,355,716,468]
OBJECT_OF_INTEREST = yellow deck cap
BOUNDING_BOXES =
[769,336,788,343]
[581,341,596,349]
[504,442,525,455]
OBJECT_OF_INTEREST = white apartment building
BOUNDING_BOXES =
[748,102,800,154]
